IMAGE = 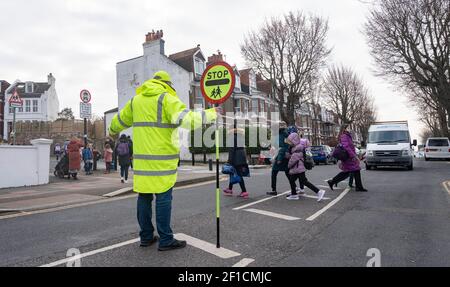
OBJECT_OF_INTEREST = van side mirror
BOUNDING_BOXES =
[412,139,417,146]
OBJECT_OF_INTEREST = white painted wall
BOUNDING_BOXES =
[104,110,115,137]
[0,138,53,188]
[116,39,192,160]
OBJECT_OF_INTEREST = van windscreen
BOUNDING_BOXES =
[368,131,410,144]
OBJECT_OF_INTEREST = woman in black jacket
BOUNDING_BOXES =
[223,129,249,198]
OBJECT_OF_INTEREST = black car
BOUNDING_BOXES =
[311,145,337,165]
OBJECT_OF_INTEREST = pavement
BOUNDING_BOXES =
[0,158,449,267]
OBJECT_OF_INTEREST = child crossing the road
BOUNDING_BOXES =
[286,133,326,202]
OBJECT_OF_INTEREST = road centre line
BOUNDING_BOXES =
[232,258,255,267]
[244,208,301,221]
[306,187,350,221]
[40,233,240,267]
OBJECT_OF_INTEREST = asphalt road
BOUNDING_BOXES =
[1,158,449,267]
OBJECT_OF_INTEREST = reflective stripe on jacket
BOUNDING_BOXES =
[109,78,217,193]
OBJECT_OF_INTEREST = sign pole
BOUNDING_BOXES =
[199,61,235,250]
[84,118,88,148]
[12,107,16,145]
[215,103,220,248]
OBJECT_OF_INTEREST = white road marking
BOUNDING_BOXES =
[40,238,141,267]
[41,232,241,267]
[244,208,301,221]
[232,258,255,267]
[316,184,342,190]
[306,187,351,221]
[233,191,290,210]
[443,181,450,195]
[300,194,331,200]
[175,233,241,259]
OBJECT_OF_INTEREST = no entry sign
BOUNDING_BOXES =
[200,61,235,104]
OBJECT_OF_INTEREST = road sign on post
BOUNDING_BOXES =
[8,89,23,145]
[200,61,235,249]
[80,90,92,148]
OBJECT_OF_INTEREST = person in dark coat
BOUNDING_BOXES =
[327,123,368,192]
[267,122,290,196]
[127,135,133,169]
[223,129,249,199]
[115,134,133,183]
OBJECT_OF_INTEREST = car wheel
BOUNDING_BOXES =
[366,164,371,170]
[407,163,413,170]
[425,157,429,161]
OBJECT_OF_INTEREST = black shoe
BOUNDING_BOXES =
[267,191,278,196]
[356,188,368,192]
[140,236,159,247]
[327,180,334,191]
[158,239,187,251]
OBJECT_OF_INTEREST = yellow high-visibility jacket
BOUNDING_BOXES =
[109,78,217,193]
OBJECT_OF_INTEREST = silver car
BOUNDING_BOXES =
[424,137,450,161]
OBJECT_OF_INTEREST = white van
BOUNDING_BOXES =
[424,137,450,161]
[365,121,417,170]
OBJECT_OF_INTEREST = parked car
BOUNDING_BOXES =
[424,137,450,161]
[311,145,336,165]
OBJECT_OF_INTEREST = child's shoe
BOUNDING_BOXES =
[286,194,300,201]
[296,187,306,194]
[223,188,233,196]
[239,192,249,199]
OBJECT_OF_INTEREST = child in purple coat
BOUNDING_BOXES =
[286,133,326,202]
[327,123,368,192]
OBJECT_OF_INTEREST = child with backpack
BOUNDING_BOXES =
[82,144,94,175]
[104,144,113,174]
[286,133,326,202]
[116,134,132,183]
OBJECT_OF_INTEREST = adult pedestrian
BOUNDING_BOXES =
[267,122,289,196]
[67,137,83,180]
[327,123,368,192]
[109,71,220,251]
[116,134,132,183]
[223,128,250,199]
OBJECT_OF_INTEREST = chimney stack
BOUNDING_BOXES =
[144,29,165,55]
[207,50,224,66]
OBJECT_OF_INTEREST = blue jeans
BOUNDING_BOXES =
[137,189,174,247]
[120,165,129,180]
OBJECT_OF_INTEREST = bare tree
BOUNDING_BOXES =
[355,98,378,145]
[322,65,373,134]
[241,11,331,125]
[365,0,450,135]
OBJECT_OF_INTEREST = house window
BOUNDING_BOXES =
[25,100,31,112]
[33,100,39,112]
[252,99,258,113]
[235,74,241,91]
[194,59,205,77]
[25,82,34,93]
[234,99,241,113]
[194,89,204,107]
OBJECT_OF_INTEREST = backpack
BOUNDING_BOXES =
[116,142,129,156]
[303,150,315,170]
[332,144,349,161]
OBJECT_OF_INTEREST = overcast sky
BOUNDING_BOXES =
[0,0,422,140]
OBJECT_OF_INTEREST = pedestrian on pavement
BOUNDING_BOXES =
[267,122,290,196]
[82,144,94,175]
[116,134,132,183]
[54,143,62,161]
[63,139,70,155]
[104,144,113,174]
[92,145,100,171]
[327,123,368,192]
[127,135,133,169]
[108,71,221,251]
[223,128,250,199]
[67,137,83,180]
[286,133,326,202]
